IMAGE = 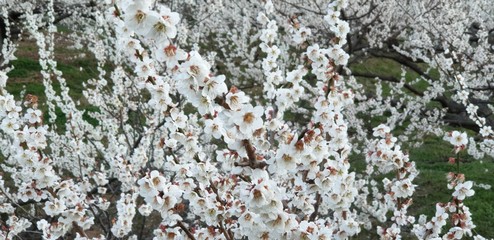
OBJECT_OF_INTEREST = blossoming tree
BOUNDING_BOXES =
[0,0,492,239]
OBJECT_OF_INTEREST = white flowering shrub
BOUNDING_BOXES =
[0,0,492,239]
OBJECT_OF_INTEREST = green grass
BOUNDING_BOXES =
[7,58,42,78]
[83,105,101,126]
[350,57,439,96]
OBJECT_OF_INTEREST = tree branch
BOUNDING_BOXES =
[176,221,196,240]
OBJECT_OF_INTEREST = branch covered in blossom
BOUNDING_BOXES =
[0,0,491,239]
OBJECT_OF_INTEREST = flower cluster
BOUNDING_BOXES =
[353,124,418,238]
[412,131,480,239]
[453,75,494,158]
[111,193,137,237]
[257,0,282,99]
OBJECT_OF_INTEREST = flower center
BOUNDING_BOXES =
[135,10,146,24]
[153,22,167,33]
[243,112,255,124]
[152,177,161,186]
[282,154,293,163]
[164,45,177,57]
[189,65,200,76]
[229,95,239,105]
[253,189,262,199]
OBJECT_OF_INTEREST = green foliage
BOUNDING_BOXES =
[7,58,42,78]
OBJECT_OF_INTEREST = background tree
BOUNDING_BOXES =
[0,0,492,239]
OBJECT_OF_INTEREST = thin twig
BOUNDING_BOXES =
[309,192,321,221]
[176,221,196,240]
